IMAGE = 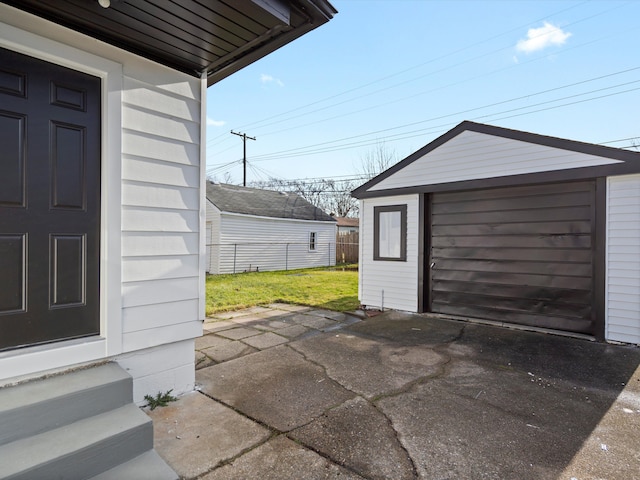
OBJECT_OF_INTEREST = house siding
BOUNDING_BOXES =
[606,174,640,345]
[213,213,336,273]
[0,5,200,397]
[359,195,419,312]
[120,67,202,363]
[370,130,623,191]
[205,201,222,274]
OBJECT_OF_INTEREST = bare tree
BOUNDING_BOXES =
[249,177,359,218]
[207,171,234,184]
[358,140,398,180]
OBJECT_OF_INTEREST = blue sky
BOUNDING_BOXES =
[205,0,640,185]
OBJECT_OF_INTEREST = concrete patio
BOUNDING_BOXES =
[147,304,640,479]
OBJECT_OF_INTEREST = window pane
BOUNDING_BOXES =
[379,211,401,258]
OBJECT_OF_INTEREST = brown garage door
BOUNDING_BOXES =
[429,181,597,335]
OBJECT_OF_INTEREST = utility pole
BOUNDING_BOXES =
[230,130,256,186]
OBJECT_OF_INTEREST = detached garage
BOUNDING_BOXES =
[353,121,640,344]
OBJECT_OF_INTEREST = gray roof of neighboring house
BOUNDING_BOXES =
[206,183,336,222]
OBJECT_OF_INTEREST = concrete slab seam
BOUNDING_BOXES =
[368,399,419,479]
[193,430,280,479]
[283,430,379,480]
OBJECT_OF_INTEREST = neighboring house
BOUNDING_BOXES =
[333,216,360,235]
[353,120,640,346]
[0,1,335,476]
[206,183,337,273]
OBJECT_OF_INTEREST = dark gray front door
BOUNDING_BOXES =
[0,47,101,351]
[429,181,597,335]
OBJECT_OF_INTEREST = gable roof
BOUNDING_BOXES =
[206,182,335,222]
[352,120,640,199]
[4,0,336,86]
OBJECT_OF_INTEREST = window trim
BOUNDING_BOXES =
[308,231,317,252]
[374,204,407,261]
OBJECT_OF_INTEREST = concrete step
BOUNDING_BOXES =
[0,403,152,480]
[91,450,178,480]
[0,363,132,446]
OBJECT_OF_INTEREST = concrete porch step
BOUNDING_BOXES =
[91,450,178,480]
[0,403,151,479]
[0,363,132,445]
[0,362,177,480]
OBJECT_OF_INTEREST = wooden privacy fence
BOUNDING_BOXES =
[336,232,359,264]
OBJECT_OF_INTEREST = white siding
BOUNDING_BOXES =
[0,6,202,396]
[359,195,419,312]
[606,174,640,345]
[212,212,336,273]
[121,74,202,353]
[116,340,195,405]
[205,201,222,274]
[371,131,623,191]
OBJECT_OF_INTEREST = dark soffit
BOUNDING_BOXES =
[2,0,336,86]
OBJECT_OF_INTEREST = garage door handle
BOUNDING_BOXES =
[430,262,435,268]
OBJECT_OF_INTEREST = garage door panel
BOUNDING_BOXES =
[432,270,592,290]
[433,258,593,277]
[431,191,592,215]
[435,181,592,203]
[433,247,592,263]
[429,180,596,335]
[432,304,594,333]
[432,280,592,306]
[433,292,592,320]
[432,221,592,237]
[432,234,591,249]
[432,206,591,226]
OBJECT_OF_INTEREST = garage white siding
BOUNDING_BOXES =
[370,130,623,191]
[359,194,419,312]
[606,174,640,345]
[215,214,336,273]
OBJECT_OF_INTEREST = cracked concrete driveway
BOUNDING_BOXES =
[148,305,640,480]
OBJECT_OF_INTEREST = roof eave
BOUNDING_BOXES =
[352,120,640,199]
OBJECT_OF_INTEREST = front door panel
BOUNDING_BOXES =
[0,47,101,350]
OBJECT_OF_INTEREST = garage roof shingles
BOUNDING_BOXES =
[206,183,335,222]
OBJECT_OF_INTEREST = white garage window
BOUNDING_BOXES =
[374,205,407,261]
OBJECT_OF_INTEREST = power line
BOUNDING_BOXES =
[207,0,595,144]
[244,75,640,162]
[206,1,630,151]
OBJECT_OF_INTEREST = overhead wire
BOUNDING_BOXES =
[245,75,640,162]
[205,2,639,180]
[206,1,629,153]
[206,0,593,146]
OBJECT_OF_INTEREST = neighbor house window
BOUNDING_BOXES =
[309,231,317,251]
[374,205,407,261]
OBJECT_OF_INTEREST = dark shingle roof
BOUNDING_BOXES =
[206,183,335,222]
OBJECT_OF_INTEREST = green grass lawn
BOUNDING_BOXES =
[205,265,359,315]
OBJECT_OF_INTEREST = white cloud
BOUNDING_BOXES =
[260,73,284,87]
[206,117,225,127]
[516,22,571,54]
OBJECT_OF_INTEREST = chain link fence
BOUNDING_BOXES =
[206,242,336,274]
